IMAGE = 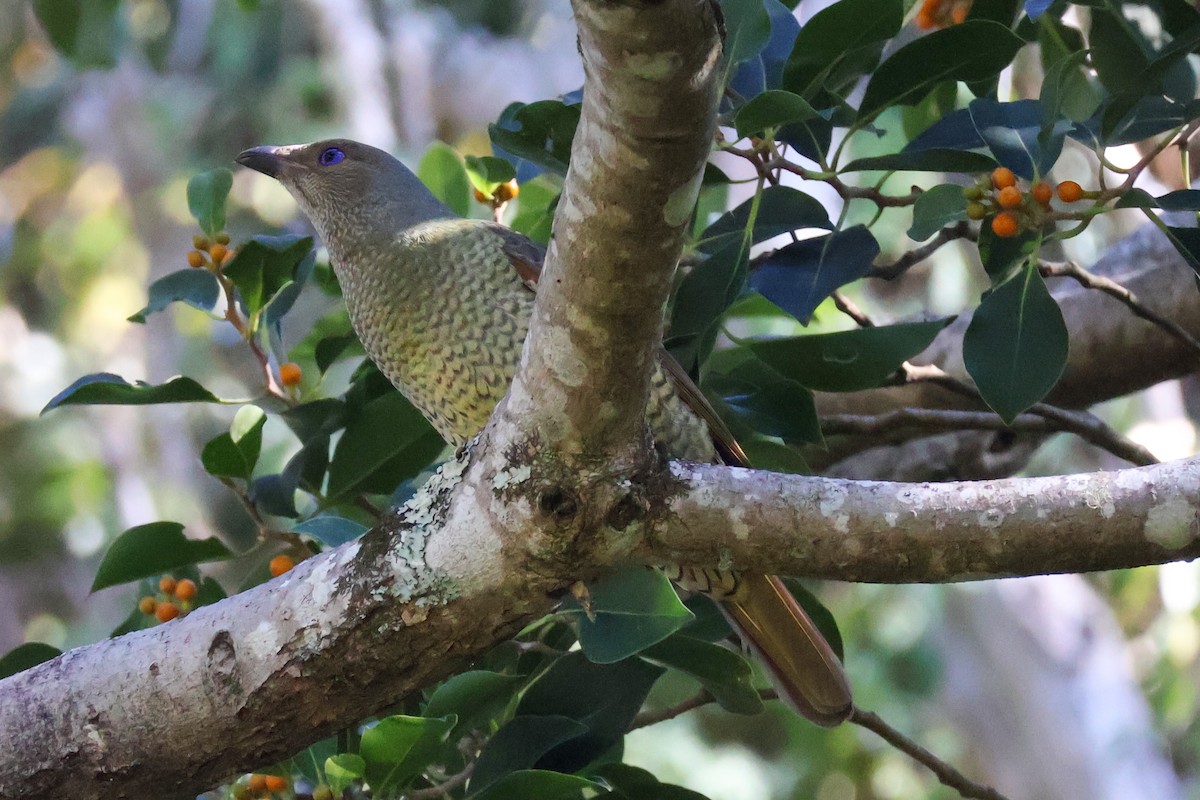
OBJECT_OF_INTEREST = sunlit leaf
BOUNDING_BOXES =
[186,168,234,236]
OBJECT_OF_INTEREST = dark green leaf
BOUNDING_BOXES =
[424,670,524,740]
[782,0,903,99]
[705,352,822,445]
[186,169,234,236]
[908,184,968,242]
[700,185,832,254]
[1113,189,1200,211]
[360,715,456,794]
[465,155,517,196]
[1163,226,1200,275]
[720,0,772,65]
[977,225,1039,279]
[745,320,951,392]
[127,269,221,323]
[963,264,1067,422]
[470,770,601,800]
[419,142,472,217]
[591,763,712,800]
[1088,8,1151,96]
[91,522,233,592]
[0,643,61,679]
[740,437,810,474]
[668,242,749,372]
[1039,49,1102,133]
[747,226,878,323]
[564,567,695,664]
[222,235,314,317]
[326,391,443,499]
[293,515,368,547]
[324,753,366,795]
[734,90,818,138]
[680,595,734,642]
[517,652,664,773]
[841,149,998,173]
[858,21,1024,121]
[31,0,121,68]
[470,716,589,793]
[642,635,763,714]
[200,406,266,481]
[42,374,222,414]
[488,101,581,176]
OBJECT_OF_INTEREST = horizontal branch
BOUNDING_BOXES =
[656,457,1200,583]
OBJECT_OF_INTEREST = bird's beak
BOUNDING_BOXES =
[236,145,287,178]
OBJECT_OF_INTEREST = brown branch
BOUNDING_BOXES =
[870,221,976,280]
[850,708,1011,800]
[629,690,718,730]
[821,408,1059,437]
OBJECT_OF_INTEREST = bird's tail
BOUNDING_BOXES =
[720,573,853,727]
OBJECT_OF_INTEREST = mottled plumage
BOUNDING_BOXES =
[236,139,851,726]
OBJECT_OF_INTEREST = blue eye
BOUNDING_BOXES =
[318,147,345,166]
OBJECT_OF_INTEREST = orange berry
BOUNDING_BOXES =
[950,2,969,24]
[1032,181,1053,206]
[997,185,1022,209]
[1056,180,1083,202]
[209,243,229,264]
[991,211,1020,238]
[915,6,937,28]
[279,362,303,387]
[138,596,157,615]
[155,601,180,622]
[991,167,1016,189]
[472,187,490,204]
[159,575,177,595]
[263,775,289,793]
[269,554,295,578]
[247,774,269,793]
[495,179,519,203]
[186,251,206,269]
[175,578,197,602]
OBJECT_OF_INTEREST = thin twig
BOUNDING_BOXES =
[850,708,1011,800]
[628,690,717,730]
[832,290,876,328]
[821,408,1056,437]
[1039,259,1200,361]
[406,762,475,799]
[871,221,976,280]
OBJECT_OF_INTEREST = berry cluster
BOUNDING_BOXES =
[915,0,972,29]
[473,178,520,209]
[138,575,198,624]
[186,233,235,270]
[963,168,1090,238]
[232,773,290,799]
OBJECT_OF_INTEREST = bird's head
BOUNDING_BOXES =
[236,139,454,249]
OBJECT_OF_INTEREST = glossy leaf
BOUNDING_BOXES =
[471,770,601,800]
[858,21,1024,121]
[324,753,366,795]
[42,374,222,413]
[127,269,221,323]
[1039,50,1102,134]
[424,670,524,740]
[591,763,712,800]
[668,241,749,372]
[782,0,903,99]
[744,320,950,392]
[642,635,763,715]
[488,100,581,176]
[91,522,233,592]
[326,391,444,500]
[969,98,1064,179]
[734,90,818,138]
[699,185,832,254]
[1163,226,1200,275]
[186,168,234,236]
[908,184,968,242]
[418,142,472,217]
[470,716,589,793]
[0,643,61,680]
[293,515,368,547]
[740,437,810,474]
[747,226,878,323]
[706,363,821,445]
[963,265,1067,422]
[720,0,772,66]
[222,235,314,317]
[200,405,266,481]
[360,714,456,794]
[841,149,998,174]
[564,566,695,664]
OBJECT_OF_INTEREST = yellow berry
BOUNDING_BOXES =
[963,185,984,201]
[269,554,296,578]
[209,243,229,265]
[312,786,334,800]
[193,235,210,251]
[247,774,269,794]
[991,211,1019,238]
[215,232,231,245]
[966,201,987,220]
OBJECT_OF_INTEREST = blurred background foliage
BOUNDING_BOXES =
[0,1,1198,799]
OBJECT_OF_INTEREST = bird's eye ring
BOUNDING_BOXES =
[318,147,345,166]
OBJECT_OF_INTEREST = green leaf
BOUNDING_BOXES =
[563,566,695,664]
[782,0,903,99]
[669,242,750,372]
[424,670,524,740]
[746,226,879,324]
[91,522,233,592]
[1088,8,1151,96]
[0,643,61,679]
[222,235,314,318]
[326,391,444,500]
[908,184,968,241]
[516,652,664,773]
[734,90,818,138]
[591,764,712,800]
[31,0,121,68]
[642,635,763,715]
[858,21,1024,121]
[324,753,366,795]
[699,185,832,253]
[470,716,589,793]
[418,142,472,217]
[470,770,601,800]
[963,264,1067,422]
[841,149,999,174]
[42,374,223,414]
[489,101,581,175]
[779,578,844,661]
[720,0,772,66]
[186,169,234,236]
[360,715,456,794]
[744,320,951,392]
[127,269,222,323]
[201,405,267,481]
[740,437,809,474]
[1163,225,1200,275]
[977,225,1039,280]
[465,155,517,197]
[293,515,368,547]
[705,355,822,445]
